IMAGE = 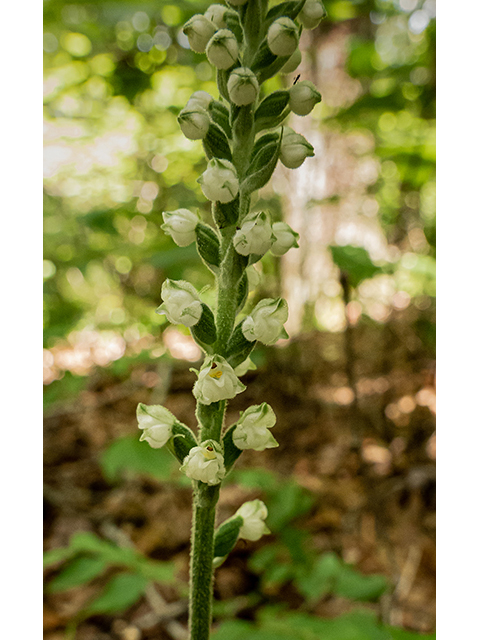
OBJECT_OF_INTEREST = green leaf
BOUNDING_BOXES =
[47,557,108,593]
[265,0,307,27]
[43,545,78,568]
[214,515,243,558]
[100,435,178,483]
[203,122,232,161]
[335,565,389,601]
[236,271,249,312]
[85,572,149,616]
[295,552,343,601]
[266,481,315,530]
[386,629,436,640]
[329,245,383,288]
[225,11,244,44]
[254,91,290,133]
[213,196,240,229]
[222,424,243,471]
[191,303,217,346]
[195,223,221,271]
[208,100,232,138]
[242,134,282,194]
[169,422,198,463]
[224,321,257,369]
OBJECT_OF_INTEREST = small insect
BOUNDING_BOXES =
[293,74,301,85]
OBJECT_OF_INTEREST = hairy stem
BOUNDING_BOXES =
[189,483,220,640]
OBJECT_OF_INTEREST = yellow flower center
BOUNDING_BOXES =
[208,367,223,379]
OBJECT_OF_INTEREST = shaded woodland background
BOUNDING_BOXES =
[43,0,436,638]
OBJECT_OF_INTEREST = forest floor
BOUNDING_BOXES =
[44,306,436,640]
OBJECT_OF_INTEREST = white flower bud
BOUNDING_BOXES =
[280,48,302,74]
[204,4,228,29]
[232,403,279,451]
[137,403,176,449]
[183,14,217,53]
[242,297,289,345]
[289,80,322,116]
[298,0,326,30]
[267,17,299,57]
[187,90,213,110]
[227,67,260,106]
[178,105,210,140]
[233,211,275,256]
[156,279,203,327]
[193,355,246,405]
[206,29,239,69]
[161,209,199,247]
[279,127,315,169]
[236,500,270,541]
[270,222,300,256]
[181,440,226,485]
[199,158,239,203]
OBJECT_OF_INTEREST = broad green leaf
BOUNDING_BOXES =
[330,245,383,288]
[46,557,108,593]
[100,435,178,483]
[85,572,149,616]
[335,565,389,601]
[295,551,342,600]
[386,628,436,640]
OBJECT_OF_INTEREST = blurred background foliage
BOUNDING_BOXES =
[44,0,435,394]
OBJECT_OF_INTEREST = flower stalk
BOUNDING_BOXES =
[135,2,326,638]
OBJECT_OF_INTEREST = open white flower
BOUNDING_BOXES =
[279,127,315,169]
[156,279,203,327]
[181,440,226,485]
[233,211,275,256]
[298,0,326,30]
[236,500,270,541]
[267,17,299,57]
[232,403,279,451]
[206,29,238,69]
[137,403,176,449]
[178,105,210,140]
[242,298,289,345]
[289,80,322,116]
[227,67,259,106]
[193,355,246,405]
[183,14,217,53]
[199,158,239,203]
[161,209,199,247]
[270,222,299,256]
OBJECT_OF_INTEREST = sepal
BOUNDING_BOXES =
[195,223,221,271]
